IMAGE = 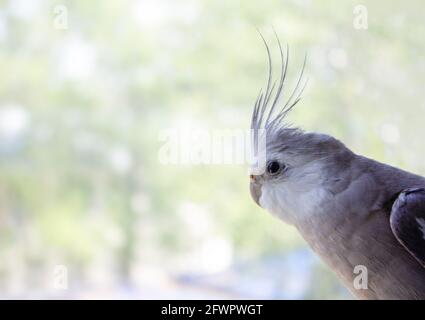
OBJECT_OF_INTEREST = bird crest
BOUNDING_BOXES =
[249,32,308,174]
[251,32,308,149]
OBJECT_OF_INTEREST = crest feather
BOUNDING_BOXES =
[251,31,308,140]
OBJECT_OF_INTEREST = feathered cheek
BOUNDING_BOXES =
[259,185,281,216]
[259,184,297,224]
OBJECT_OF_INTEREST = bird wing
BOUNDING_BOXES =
[390,187,425,267]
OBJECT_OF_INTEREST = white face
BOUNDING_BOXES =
[259,173,330,224]
[252,148,331,224]
[250,131,348,224]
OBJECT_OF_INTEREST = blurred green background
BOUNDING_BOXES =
[1,0,424,299]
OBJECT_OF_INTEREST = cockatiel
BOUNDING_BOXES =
[249,36,425,299]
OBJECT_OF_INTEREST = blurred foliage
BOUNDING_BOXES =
[0,0,424,298]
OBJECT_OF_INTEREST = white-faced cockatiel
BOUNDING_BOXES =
[249,36,425,299]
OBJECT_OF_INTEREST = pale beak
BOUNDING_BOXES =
[250,175,262,207]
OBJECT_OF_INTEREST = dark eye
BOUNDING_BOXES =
[267,161,283,175]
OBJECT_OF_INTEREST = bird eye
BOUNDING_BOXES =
[267,161,283,175]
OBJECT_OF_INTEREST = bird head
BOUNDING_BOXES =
[249,35,351,224]
[249,128,349,223]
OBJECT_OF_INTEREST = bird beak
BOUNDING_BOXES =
[250,175,262,207]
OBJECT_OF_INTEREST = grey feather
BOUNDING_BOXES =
[304,156,425,299]
[390,188,425,267]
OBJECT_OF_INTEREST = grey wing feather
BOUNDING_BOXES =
[390,188,425,267]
